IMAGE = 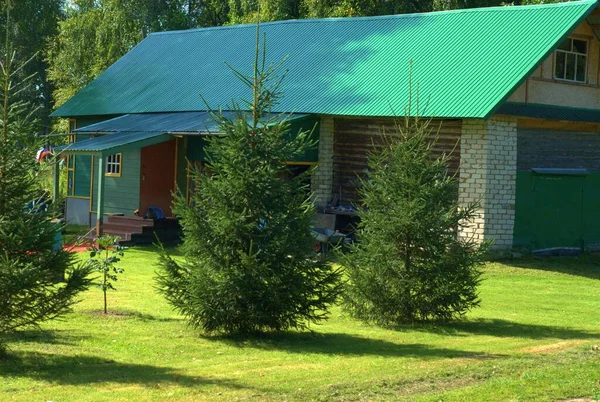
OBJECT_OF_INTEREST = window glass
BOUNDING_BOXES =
[557,39,571,51]
[554,37,587,83]
[565,53,576,81]
[555,52,566,79]
[576,55,586,82]
[105,154,122,176]
[573,39,587,54]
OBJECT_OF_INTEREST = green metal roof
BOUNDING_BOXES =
[497,102,600,123]
[52,0,598,119]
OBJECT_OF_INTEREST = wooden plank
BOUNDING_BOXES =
[96,155,105,237]
[52,159,60,203]
[517,117,600,133]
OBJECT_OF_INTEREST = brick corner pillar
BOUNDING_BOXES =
[311,116,334,209]
[458,116,517,250]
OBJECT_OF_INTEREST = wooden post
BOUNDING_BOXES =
[96,154,105,237]
[52,157,60,203]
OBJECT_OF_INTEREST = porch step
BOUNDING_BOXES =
[87,216,182,246]
[103,222,153,232]
[107,215,150,225]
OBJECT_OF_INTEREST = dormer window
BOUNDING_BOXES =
[554,38,587,83]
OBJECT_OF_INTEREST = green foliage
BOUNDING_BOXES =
[46,0,141,109]
[341,115,489,325]
[0,4,92,353]
[0,0,63,133]
[156,32,342,334]
[87,234,126,314]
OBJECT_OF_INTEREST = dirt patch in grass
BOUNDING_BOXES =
[555,399,592,402]
[86,310,137,318]
[519,341,589,355]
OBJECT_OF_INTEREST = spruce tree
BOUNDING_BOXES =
[341,115,489,325]
[156,31,342,334]
[0,4,92,354]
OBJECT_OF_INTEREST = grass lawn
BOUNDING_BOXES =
[1,248,600,401]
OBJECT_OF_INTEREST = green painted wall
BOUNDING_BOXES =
[513,171,600,250]
[73,134,92,198]
[175,137,188,197]
[514,127,600,251]
[71,116,117,198]
[69,115,141,216]
[91,149,141,215]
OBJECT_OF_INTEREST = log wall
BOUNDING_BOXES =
[332,118,462,205]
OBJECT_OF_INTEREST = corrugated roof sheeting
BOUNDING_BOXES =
[74,111,310,133]
[56,131,170,154]
[52,0,597,119]
[497,102,600,123]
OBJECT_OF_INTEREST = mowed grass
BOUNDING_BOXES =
[1,248,600,401]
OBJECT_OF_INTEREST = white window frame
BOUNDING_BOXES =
[554,37,588,84]
[105,153,122,177]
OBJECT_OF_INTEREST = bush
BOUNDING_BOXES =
[156,31,342,334]
[341,116,488,325]
[87,235,126,314]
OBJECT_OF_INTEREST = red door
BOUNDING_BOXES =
[139,140,176,217]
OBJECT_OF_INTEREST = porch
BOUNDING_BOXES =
[55,111,317,240]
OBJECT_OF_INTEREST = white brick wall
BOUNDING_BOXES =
[311,116,334,208]
[459,116,517,250]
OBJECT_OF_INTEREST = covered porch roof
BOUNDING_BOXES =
[57,111,310,156]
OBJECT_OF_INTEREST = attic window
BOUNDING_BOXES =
[554,38,587,83]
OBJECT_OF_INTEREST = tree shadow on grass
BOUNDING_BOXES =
[2,329,85,347]
[409,318,599,340]
[207,331,502,360]
[83,309,181,323]
[0,350,249,390]
[499,254,600,280]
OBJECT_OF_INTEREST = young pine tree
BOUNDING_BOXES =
[0,4,92,354]
[341,115,489,325]
[156,32,342,334]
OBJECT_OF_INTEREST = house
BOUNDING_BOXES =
[52,0,600,252]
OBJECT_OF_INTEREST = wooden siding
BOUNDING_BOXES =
[517,128,600,171]
[69,117,117,199]
[91,149,141,214]
[73,153,92,197]
[332,118,462,205]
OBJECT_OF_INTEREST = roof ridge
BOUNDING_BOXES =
[149,0,595,36]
